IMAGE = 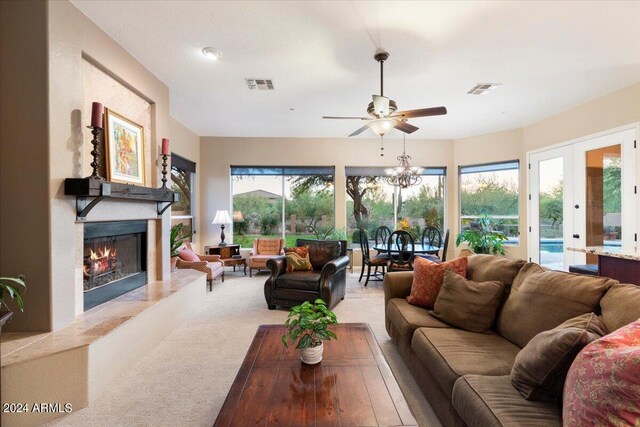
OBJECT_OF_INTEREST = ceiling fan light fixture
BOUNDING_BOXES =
[369,119,397,136]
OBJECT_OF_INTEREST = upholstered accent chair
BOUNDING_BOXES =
[265,239,349,310]
[175,243,224,290]
[248,238,285,277]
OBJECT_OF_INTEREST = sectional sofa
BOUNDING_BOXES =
[384,254,640,426]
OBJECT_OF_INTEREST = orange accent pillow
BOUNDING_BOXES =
[406,256,468,308]
[284,246,313,273]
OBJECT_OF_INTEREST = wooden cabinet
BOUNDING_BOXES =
[205,244,240,260]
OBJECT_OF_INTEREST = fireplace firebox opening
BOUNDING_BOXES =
[83,221,147,310]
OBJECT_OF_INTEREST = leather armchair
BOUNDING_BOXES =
[265,239,348,310]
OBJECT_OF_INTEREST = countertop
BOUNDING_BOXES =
[567,246,640,261]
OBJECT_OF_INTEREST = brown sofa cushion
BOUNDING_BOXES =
[452,375,562,427]
[496,264,616,348]
[431,270,505,333]
[599,283,640,333]
[411,327,520,398]
[386,298,451,347]
[511,313,606,401]
[466,254,526,287]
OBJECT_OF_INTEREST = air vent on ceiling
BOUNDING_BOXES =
[467,83,501,95]
[246,78,275,91]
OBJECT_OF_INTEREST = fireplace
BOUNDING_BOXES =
[83,221,147,310]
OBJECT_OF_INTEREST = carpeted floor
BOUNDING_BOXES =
[47,271,441,427]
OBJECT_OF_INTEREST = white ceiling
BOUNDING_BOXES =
[71,1,640,140]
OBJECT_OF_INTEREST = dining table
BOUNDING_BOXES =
[372,243,440,255]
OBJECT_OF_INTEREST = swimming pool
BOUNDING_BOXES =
[540,239,621,253]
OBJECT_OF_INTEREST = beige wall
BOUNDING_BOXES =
[0,0,51,330]
[169,117,201,249]
[199,137,455,257]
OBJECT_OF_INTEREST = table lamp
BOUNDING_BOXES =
[212,210,232,246]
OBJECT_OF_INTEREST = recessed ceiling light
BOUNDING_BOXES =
[202,47,222,60]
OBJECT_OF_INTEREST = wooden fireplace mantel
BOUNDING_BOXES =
[64,178,179,221]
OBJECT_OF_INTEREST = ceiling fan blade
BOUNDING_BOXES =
[392,106,447,119]
[322,116,370,120]
[394,121,419,134]
[348,124,371,137]
[372,95,390,117]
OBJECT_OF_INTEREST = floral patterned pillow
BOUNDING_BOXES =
[406,256,468,309]
[563,318,640,426]
[284,246,313,273]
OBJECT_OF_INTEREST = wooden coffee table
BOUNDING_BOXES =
[214,323,416,426]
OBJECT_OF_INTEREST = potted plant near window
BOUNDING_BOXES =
[282,299,338,365]
[170,223,192,271]
[0,276,26,333]
[456,213,508,255]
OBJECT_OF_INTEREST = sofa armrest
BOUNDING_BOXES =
[176,259,208,268]
[320,255,349,281]
[383,271,414,310]
[266,255,286,279]
[199,254,221,262]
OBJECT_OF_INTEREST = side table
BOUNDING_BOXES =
[222,257,247,275]
[205,244,240,259]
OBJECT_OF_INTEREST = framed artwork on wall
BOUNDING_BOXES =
[104,108,145,185]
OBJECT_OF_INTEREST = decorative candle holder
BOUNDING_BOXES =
[160,154,169,188]
[87,125,105,180]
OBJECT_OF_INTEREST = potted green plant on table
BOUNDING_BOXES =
[0,276,26,332]
[282,299,338,365]
[170,223,192,271]
[456,213,508,255]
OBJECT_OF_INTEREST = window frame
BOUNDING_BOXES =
[230,166,336,244]
[458,160,520,244]
[170,153,197,236]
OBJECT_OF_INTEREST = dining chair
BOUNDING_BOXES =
[358,229,388,286]
[421,226,442,249]
[440,229,450,261]
[374,226,392,246]
[387,230,415,272]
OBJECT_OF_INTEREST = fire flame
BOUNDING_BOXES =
[83,245,117,277]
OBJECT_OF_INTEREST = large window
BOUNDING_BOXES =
[231,167,335,248]
[459,161,519,242]
[171,153,196,239]
[345,167,446,244]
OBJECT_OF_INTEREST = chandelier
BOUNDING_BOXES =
[384,135,423,188]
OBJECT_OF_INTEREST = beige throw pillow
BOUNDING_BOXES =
[430,270,505,333]
[511,313,606,401]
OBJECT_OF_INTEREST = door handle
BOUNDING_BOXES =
[572,234,580,239]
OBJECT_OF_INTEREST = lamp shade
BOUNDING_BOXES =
[211,210,232,225]
[233,210,244,222]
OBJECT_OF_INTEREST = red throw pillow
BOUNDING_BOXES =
[406,256,468,308]
[563,318,640,426]
[178,246,200,262]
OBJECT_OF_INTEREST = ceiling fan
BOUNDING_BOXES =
[323,51,447,137]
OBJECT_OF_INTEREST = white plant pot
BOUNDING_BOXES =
[300,342,323,365]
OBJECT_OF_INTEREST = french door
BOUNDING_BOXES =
[528,127,637,270]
